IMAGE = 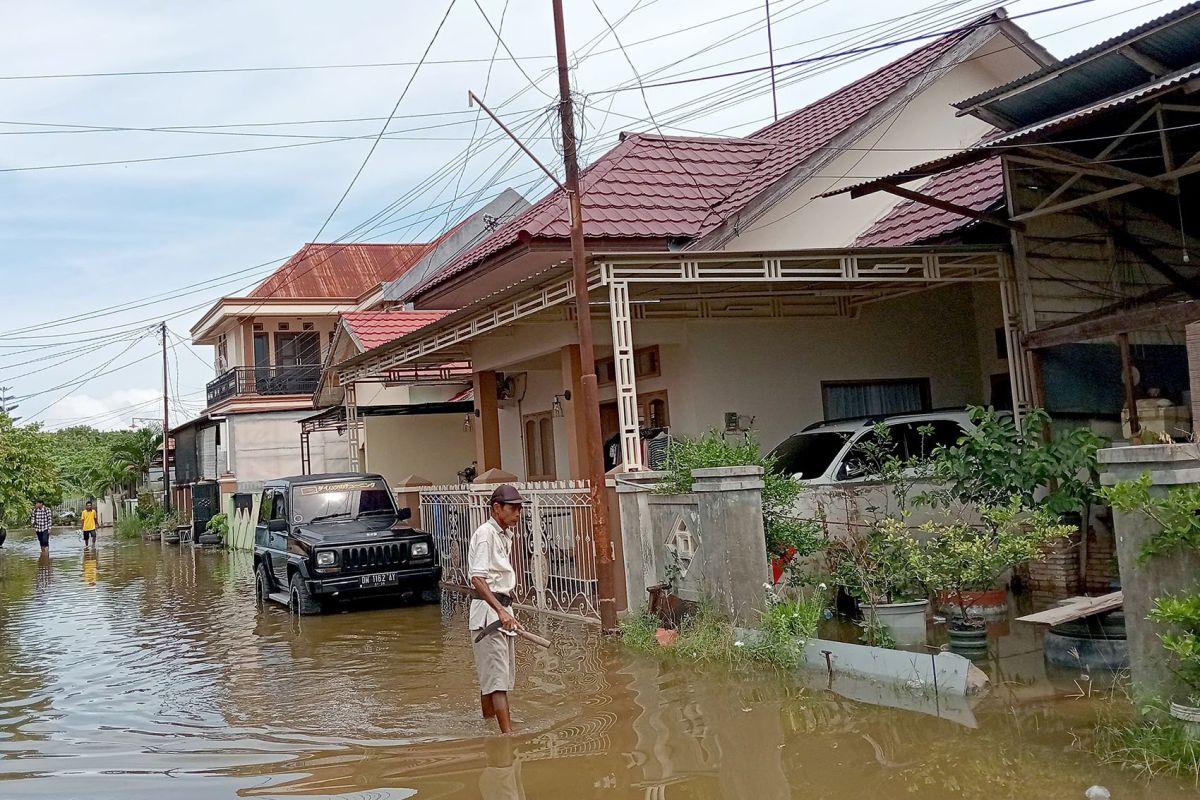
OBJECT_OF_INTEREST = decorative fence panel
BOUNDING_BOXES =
[420,481,599,623]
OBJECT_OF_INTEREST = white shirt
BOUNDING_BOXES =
[468,517,517,631]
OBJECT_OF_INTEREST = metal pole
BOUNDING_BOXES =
[161,323,172,512]
[552,0,617,633]
[765,0,778,123]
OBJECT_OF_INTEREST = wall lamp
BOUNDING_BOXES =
[552,389,572,418]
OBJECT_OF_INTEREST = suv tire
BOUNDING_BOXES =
[254,562,271,606]
[289,572,324,616]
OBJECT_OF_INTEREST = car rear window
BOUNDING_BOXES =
[769,432,851,479]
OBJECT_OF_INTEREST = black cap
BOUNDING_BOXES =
[489,484,525,506]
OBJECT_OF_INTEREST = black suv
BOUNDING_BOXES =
[253,472,441,615]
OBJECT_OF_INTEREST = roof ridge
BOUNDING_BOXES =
[750,10,1000,140]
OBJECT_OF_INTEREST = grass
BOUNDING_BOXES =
[115,514,151,540]
[620,592,826,669]
[1089,714,1200,782]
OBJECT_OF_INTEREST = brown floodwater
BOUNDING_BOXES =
[0,528,1195,799]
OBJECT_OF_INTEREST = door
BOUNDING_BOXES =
[273,332,322,394]
[253,333,270,392]
[257,489,289,582]
[191,481,219,537]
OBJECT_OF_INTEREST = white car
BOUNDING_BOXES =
[769,411,981,530]
[770,410,977,484]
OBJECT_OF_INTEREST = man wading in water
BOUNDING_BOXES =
[469,484,525,734]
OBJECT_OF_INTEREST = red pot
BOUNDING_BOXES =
[937,588,1008,618]
[771,546,798,583]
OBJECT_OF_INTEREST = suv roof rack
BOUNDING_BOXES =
[801,406,991,432]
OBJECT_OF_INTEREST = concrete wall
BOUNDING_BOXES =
[473,284,989,465]
[226,410,347,486]
[496,370,573,481]
[362,414,475,485]
[613,467,770,625]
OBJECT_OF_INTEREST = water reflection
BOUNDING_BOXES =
[0,535,1194,799]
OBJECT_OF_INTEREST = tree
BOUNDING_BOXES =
[0,412,62,527]
[112,427,164,487]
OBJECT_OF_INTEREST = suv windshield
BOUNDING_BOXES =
[769,431,851,479]
[291,479,395,524]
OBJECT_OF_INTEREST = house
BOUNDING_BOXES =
[335,9,1053,482]
[188,241,436,491]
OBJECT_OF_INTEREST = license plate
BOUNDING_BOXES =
[361,572,400,587]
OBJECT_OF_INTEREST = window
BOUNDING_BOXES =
[770,431,851,479]
[994,328,1008,360]
[275,331,321,367]
[523,411,557,481]
[821,379,930,420]
[258,489,286,523]
[216,334,228,370]
[290,478,394,524]
[837,419,966,480]
[278,322,290,331]
[597,346,662,385]
[252,322,264,332]
[302,322,314,331]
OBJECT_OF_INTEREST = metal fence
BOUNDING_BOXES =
[420,480,599,623]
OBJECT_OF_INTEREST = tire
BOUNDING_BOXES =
[254,562,272,607]
[420,583,441,605]
[289,572,324,616]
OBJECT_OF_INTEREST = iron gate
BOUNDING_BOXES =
[420,481,599,623]
[191,481,219,537]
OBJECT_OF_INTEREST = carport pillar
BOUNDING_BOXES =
[473,370,503,471]
[345,383,361,471]
[999,257,1034,424]
[560,344,588,479]
[608,280,643,470]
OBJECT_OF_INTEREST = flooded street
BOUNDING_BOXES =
[0,531,1194,799]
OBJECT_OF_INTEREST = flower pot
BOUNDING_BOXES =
[771,546,798,584]
[937,588,1008,620]
[870,599,930,647]
[947,622,989,657]
[1169,702,1200,740]
[655,628,678,647]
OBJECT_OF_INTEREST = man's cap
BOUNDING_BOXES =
[489,484,525,506]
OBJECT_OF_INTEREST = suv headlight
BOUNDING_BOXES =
[411,542,430,558]
[316,551,337,567]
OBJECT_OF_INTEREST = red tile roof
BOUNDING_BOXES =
[853,157,1003,247]
[405,134,775,299]
[408,18,990,301]
[340,310,450,351]
[250,243,431,300]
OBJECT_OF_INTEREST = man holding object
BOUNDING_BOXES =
[469,484,525,734]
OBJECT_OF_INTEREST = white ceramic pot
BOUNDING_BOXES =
[871,599,930,647]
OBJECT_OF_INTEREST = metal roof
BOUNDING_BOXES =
[956,2,1200,128]
[826,64,1200,199]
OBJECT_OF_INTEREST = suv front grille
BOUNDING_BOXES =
[340,543,407,572]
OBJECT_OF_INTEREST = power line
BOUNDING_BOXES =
[20,333,154,422]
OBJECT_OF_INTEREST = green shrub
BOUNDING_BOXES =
[1089,712,1200,781]
[618,610,660,652]
[206,512,229,538]
[749,591,826,668]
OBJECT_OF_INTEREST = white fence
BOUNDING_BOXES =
[420,481,600,623]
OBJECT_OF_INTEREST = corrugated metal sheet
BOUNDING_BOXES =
[854,157,1003,247]
[250,243,430,299]
[957,2,1200,127]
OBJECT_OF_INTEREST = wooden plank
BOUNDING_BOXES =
[1023,299,1200,349]
[1016,591,1124,626]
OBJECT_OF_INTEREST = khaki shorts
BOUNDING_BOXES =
[473,628,517,695]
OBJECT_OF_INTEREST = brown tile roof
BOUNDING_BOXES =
[340,310,450,351]
[407,18,990,300]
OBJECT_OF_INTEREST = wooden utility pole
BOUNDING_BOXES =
[161,322,172,512]
[551,0,617,632]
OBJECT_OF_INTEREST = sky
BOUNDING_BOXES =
[0,0,1188,431]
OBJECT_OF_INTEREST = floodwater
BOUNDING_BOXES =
[0,529,1195,800]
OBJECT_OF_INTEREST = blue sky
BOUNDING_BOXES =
[0,0,1185,429]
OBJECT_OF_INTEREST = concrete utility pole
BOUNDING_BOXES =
[551,0,617,632]
[161,323,172,512]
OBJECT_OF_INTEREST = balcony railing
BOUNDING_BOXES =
[206,365,321,406]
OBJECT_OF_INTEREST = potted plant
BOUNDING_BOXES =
[827,523,927,647]
[911,502,1075,654]
[1148,593,1200,733]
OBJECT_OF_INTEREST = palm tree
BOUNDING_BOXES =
[113,428,164,489]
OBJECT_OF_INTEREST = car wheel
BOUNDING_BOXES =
[254,562,271,607]
[289,572,324,616]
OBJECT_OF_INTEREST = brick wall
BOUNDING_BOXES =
[1026,530,1081,608]
[1084,523,1119,593]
